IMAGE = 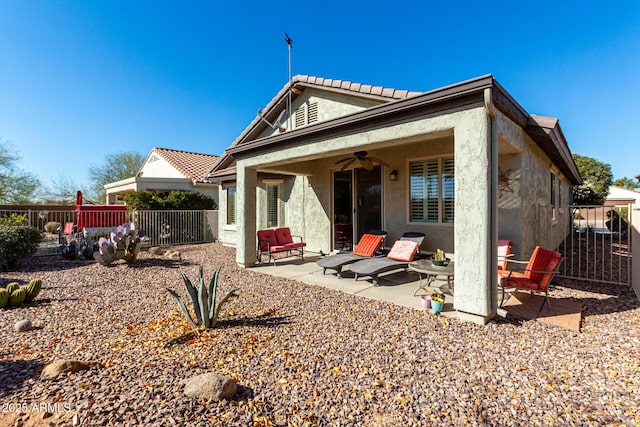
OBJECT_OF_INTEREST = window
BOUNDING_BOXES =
[409,156,454,223]
[226,187,236,225]
[267,184,279,227]
[550,172,556,220]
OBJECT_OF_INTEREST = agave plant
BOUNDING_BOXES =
[167,265,238,329]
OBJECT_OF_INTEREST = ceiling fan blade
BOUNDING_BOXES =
[340,158,357,171]
[370,157,390,168]
[360,158,374,170]
[335,157,354,165]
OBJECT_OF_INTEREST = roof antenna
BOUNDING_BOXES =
[285,32,293,130]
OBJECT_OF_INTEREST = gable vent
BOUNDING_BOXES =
[295,105,306,128]
[308,102,318,123]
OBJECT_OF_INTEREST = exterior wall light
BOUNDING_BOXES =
[389,170,398,181]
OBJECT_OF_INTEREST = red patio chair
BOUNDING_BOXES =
[498,246,562,316]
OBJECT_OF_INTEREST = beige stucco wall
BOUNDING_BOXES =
[495,111,572,259]
[258,88,385,139]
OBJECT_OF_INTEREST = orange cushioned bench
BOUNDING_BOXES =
[257,227,307,265]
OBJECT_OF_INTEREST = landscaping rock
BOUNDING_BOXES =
[14,319,33,332]
[148,246,163,255]
[41,360,92,379]
[184,372,237,402]
[164,250,181,260]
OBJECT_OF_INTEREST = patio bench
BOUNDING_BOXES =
[257,227,306,265]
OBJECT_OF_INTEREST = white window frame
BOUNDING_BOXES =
[408,155,454,225]
[263,179,283,228]
[226,187,236,226]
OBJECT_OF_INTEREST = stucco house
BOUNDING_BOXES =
[208,74,581,324]
[105,147,219,205]
[606,185,640,207]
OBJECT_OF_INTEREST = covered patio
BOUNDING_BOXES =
[251,252,462,319]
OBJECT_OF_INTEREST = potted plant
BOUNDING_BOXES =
[431,249,450,267]
[419,293,431,309]
[430,292,445,313]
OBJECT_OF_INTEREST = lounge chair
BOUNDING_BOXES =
[349,240,420,286]
[316,233,385,278]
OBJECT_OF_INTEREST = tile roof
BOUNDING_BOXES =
[151,147,219,184]
[296,75,422,100]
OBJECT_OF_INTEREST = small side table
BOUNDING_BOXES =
[409,260,455,295]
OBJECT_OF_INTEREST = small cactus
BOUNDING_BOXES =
[0,288,8,308]
[9,287,27,306]
[6,282,20,295]
[23,278,42,303]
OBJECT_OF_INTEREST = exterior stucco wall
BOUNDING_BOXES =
[140,156,184,178]
[380,137,455,253]
[495,111,572,258]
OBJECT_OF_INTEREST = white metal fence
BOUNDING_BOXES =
[0,207,218,254]
[539,204,632,285]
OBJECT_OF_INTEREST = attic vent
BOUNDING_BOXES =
[149,154,159,163]
[308,102,318,123]
[295,105,306,128]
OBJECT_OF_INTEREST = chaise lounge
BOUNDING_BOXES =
[316,233,385,278]
[349,240,420,286]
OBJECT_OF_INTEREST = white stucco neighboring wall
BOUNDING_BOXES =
[608,186,640,205]
[140,154,184,178]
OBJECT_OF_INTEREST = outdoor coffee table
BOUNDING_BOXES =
[409,260,455,295]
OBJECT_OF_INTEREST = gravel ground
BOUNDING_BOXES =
[1,243,639,426]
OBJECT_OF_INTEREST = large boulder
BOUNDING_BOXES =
[41,360,92,379]
[184,372,237,402]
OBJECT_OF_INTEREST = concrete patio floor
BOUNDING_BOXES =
[250,253,459,319]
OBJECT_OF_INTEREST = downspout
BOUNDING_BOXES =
[484,88,499,316]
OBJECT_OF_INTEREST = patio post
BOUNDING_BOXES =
[236,163,257,267]
[452,100,497,324]
[632,204,640,301]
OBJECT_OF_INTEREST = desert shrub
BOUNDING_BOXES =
[124,190,216,210]
[44,221,61,233]
[0,213,28,226]
[123,191,164,210]
[0,225,42,271]
[164,191,216,210]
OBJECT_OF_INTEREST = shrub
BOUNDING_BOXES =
[164,191,217,210]
[0,225,42,271]
[123,191,164,210]
[44,221,61,233]
[0,214,28,226]
[123,190,217,210]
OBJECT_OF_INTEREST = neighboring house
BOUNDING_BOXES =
[607,185,640,207]
[208,74,581,324]
[105,147,219,205]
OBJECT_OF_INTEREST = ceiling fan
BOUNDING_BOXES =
[335,150,389,171]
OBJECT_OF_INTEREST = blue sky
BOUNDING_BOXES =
[1,1,639,191]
